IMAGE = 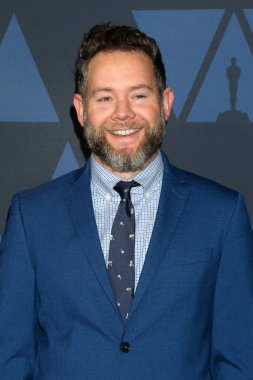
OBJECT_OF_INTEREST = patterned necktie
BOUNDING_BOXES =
[108,180,140,321]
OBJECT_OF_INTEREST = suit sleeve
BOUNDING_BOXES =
[0,195,37,379]
[211,194,253,379]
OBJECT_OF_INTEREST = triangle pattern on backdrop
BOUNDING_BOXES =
[0,14,59,122]
[52,142,80,180]
[189,14,253,122]
[132,9,223,119]
[245,9,253,32]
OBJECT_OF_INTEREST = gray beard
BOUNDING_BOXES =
[83,115,166,173]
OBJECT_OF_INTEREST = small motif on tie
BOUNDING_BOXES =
[126,313,129,319]
[117,301,120,307]
[108,260,112,267]
[129,260,134,267]
[120,221,124,227]
[130,208,134,215]
[126,287,133,294]
[129,234,135,240]
[117,274,122,280]
[110,234,115,240]
[120,249,125,254]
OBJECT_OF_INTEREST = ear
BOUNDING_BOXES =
[73,94,85,126]
[162,87,174,121]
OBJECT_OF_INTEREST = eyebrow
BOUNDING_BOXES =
[91,87,112,95]
[91,84,154,96]
[129,84,154,92]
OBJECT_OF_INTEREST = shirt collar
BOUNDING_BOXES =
[90,150,164,198]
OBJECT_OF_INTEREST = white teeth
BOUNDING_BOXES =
[111,129,139,136]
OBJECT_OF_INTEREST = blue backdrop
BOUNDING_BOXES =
[0,0,253,238]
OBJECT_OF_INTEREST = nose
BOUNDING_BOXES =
[110,97,135,121]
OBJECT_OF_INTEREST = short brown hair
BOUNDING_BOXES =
[76,24,166,99]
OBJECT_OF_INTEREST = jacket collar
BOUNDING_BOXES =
[64,153,190,324]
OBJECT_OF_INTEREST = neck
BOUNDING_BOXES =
[92,152,158,180]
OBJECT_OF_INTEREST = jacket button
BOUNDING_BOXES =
[120,341,130,353]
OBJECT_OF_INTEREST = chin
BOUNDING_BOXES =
[108,141,142,155]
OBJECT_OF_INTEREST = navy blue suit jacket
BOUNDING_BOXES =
[1,153,253,379]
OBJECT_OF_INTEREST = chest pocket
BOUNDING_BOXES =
[165,246,215,267]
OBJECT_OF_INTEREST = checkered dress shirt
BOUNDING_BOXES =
[90,151,163,289]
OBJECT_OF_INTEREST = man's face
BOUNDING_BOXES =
[74,50,174,174]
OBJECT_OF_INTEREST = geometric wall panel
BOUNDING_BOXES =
[189,13,253,122]
[52,142,80,180]
[245,9,253,30]
[0,15,59,122]
[133,10,223,118]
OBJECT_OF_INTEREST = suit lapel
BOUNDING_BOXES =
[129,157,190,319]
[63,155,189,324]
[63,160,121,318]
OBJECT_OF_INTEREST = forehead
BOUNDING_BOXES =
[87,50,156,90]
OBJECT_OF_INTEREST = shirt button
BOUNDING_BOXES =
[120,341,130,353]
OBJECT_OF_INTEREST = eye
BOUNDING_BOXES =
[98,96,112,102]
[133,94,147,101]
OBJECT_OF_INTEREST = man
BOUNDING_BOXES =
[0,24,253,380]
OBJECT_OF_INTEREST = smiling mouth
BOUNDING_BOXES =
[109,128,141,136]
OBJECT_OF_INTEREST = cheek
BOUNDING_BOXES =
[136,106,161,123]
[86,107,110,127]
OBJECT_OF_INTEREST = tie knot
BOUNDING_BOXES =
[113,180,140,200]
